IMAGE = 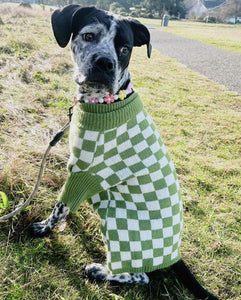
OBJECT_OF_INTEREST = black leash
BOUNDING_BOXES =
[0,105,74,222]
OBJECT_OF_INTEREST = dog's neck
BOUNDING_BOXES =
[76,80,133,104]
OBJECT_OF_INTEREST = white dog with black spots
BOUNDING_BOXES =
[31,5,218,299]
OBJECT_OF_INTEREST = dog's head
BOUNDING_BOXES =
[51,5,151,99]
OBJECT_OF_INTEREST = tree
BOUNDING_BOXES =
[224,0,241,23]
[110,2,127,14]
[96,0,111,10]
[141,0,185,17]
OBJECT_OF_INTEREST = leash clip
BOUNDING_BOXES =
[68,105,74,122]
[49,103,75,147]
[68,96,78,122]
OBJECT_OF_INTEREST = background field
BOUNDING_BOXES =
[0,5,241,300]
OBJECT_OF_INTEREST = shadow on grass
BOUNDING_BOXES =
[0,209,194,300]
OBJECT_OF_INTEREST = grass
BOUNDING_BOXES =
[140,18,241,54]
[0,5,241,300]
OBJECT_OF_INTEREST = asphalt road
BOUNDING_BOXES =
[147,26,241,95]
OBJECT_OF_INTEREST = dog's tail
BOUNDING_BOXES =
[171,259,218,299]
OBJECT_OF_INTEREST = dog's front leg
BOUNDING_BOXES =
[30,202,69,237]
[85,263,149,285]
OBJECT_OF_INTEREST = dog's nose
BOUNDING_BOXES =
[95,57,115,73]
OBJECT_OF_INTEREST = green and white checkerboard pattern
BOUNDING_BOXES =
[60,93,183,274]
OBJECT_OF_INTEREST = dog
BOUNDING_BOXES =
[31,5,218,299]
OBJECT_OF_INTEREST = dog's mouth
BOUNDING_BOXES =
[75,72,115,94]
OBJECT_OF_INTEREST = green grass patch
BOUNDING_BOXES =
[0,5,240,300]
[0,191,9,211]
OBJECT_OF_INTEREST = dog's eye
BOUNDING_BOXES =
[82,33,95,42]
[120,46,129,55]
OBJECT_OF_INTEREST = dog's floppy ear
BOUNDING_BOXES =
[129,19,152,58]
[51,5,97,48]
[51,5,80,48]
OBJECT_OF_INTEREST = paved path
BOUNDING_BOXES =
[147,26,241,95]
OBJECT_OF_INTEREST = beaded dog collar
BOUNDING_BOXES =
[78,82,133,104]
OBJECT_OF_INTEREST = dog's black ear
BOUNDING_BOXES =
[129,19,152,58]
[51,5,97,48]
[51,5,80,48]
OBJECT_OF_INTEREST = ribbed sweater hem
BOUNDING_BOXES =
[73,92,143,131]
[110,254,182,275]
[58,172,103,212]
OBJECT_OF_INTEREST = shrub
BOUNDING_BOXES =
[18,3,32,9]
[109,2,126,15]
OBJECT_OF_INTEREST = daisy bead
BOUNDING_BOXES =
[126,82,132,94]
[118,90,126,100]
[104,95,114,104]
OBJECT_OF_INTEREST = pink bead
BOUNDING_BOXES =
[126,82,132,94]
[89,97,98,103]
[104,95,114,104]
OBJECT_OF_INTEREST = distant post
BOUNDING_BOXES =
[163,14,170,26]
[161,3,165,26]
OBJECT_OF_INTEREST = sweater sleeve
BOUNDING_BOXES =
[58,93,144,212]
[58,171,103,212]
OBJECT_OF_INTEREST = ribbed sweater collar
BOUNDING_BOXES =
[72,92,143,131]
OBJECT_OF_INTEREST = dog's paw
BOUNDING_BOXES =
[85,263,110,282]
[29,221,51,237]
[108,272,149,285]
[85,263,149,285]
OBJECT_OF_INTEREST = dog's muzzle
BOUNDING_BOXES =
[87,55,116,87]
[95,56,115,74]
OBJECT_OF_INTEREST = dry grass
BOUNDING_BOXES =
[0,3,50,18]
[0,5,72,208]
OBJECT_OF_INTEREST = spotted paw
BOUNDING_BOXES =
[108,272,149,285]
[29,221,51,237]
[85,263,110,281]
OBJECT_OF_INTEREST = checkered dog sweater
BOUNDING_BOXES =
[59,92,183,274]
